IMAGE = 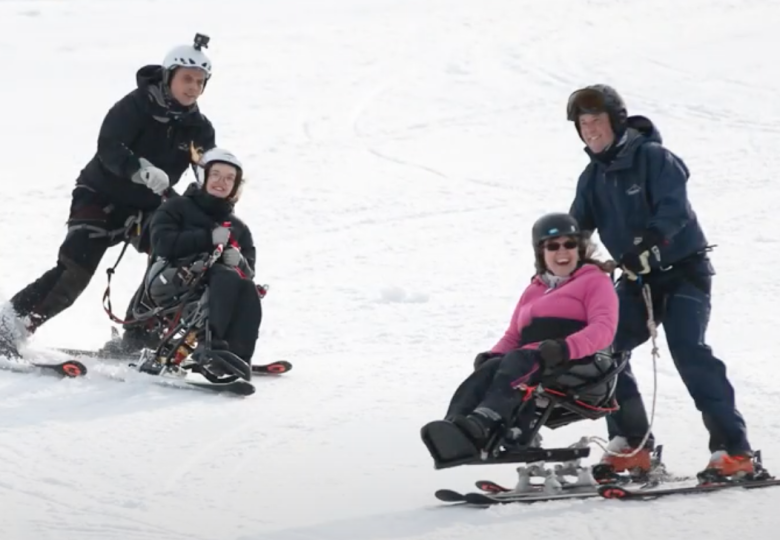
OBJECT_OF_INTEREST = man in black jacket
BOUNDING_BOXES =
[0,33,217,359]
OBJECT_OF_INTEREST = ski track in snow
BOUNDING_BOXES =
[1,0,780,538]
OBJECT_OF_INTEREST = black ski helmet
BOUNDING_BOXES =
[566,84,627,140]
[531,213,582,246]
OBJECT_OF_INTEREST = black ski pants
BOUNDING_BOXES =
[10,185,142,332]
[446,349,542,429]
[607,255,751,454]
[207,264,262,363]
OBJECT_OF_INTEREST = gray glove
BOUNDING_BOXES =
[212,226,230,246]
[222,246,243,267]
[131,158,169,195]
[222,246,255,279]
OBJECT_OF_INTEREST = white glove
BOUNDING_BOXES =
[212,226,231,246]
[131,158,169,195]
[222,247,243,267]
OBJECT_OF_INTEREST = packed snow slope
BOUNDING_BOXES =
[1,0,780,538]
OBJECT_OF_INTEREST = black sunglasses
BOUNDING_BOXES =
[544,240,578,251]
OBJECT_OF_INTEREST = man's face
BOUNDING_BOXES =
[578,112,615,153]
[169,67,207,107]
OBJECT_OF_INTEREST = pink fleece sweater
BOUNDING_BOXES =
[491,264,618,360]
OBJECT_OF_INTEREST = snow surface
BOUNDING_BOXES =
[1,0,780,538]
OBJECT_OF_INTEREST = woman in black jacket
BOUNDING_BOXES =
[147,148,261,365]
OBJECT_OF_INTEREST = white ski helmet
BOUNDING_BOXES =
[199,147,242,173]
[163,33,213,79]
[196,147,245,200]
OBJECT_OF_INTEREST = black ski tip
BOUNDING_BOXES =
[463,492,497,505]
[173,377,256,396]
[206,380,256,396]
[434,489,466,503]
[232,381,256,396]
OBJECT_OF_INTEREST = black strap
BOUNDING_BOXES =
[102,239,135,324]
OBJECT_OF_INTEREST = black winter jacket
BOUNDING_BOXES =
[77,65,216,211]
[149,183,256,277]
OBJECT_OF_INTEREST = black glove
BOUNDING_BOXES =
[537,339,570,370]
[473,351,502,370]
[619,228,664,279]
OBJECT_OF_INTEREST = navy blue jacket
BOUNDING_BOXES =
[569,115,708,269]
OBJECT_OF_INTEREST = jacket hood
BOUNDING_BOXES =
[625,114,663,144]
[136,65,164,89]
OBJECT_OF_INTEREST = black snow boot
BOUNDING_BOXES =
[448,408,503,449]
[421,408,504,468]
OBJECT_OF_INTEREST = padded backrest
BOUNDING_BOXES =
[543,349,624,404]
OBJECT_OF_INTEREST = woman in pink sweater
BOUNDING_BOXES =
[421,213,619,468]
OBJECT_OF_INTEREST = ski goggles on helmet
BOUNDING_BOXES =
[566,88,608,121]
